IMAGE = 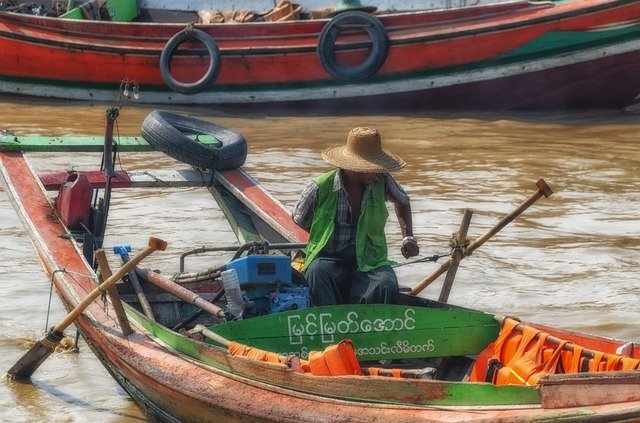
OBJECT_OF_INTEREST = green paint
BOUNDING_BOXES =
[60,0,138,22]
[496,26,640,61]
[0,134,220,152]
[436,382,539,406]
[211,304,500,361]
[125,304,234,373]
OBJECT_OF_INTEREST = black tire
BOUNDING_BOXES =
[141,110,247,170]
[317,11,388,82]
[160,28,221,95]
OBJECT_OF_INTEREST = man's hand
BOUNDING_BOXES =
[401,236,419,259]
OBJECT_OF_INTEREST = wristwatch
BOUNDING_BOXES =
[402,236,417,244]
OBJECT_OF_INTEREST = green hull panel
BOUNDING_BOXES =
[0,134,220,152]
[211,304,500,361]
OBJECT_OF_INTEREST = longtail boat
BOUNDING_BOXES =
[1,0,640,110]
[1,109,639,422]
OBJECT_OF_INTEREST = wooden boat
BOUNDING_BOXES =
[1,109,639,422]
[1,0,640,110]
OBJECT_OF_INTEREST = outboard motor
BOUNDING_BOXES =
[224,254,310,317]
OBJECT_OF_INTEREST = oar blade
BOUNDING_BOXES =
[5,330,64,380]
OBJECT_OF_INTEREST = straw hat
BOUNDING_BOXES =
[321,127,406,173]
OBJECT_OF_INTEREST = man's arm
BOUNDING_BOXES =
[384,173,419,259]
[394,202,419,259]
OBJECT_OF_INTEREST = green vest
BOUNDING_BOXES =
[304,169,390,272]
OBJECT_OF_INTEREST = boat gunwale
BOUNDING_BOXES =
[0,0,637,55]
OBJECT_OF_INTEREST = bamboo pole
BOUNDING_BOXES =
[438,208,473,303]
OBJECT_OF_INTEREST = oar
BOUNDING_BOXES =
[188,324,305,373]
[114,245,156,320]
[6,237,167,380]
[410,178,553,296]
[190,324,231,347]
[135,267,226,319]
[95,249,133,336]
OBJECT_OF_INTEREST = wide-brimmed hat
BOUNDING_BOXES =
[321,127,406,173]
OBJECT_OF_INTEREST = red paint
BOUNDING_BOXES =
[221,169,309,242]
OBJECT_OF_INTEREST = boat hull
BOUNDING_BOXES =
[1,0,640,109]
[1,144,639,421]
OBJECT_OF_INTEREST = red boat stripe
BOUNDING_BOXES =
[219,169,309,243]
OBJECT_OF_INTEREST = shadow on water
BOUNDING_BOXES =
[4,378,146,422]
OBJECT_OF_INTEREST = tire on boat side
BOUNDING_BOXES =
[317,11,389,82]
[160,28,221,95]
[141,110,247,170]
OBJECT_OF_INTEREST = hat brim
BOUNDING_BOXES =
[322,146,406,173]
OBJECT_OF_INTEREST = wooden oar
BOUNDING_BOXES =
[190,324,231,347]
[135,267,226,319]
[115,245,156,320]
[410,178,553,296]
[5,237,167,380]
[95,249,133,336]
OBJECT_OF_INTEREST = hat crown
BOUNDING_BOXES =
[345,127,382,160]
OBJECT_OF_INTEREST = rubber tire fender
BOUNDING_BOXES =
[317,11,389,82]
[160,28,221,95]
[141,110,247,171]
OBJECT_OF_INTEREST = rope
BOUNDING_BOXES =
[184,22,195,36]
[206,147,220,187]
[449,232,471,257]
[44,269,65,332]
[392,253,448,268]
[43,268,98,331]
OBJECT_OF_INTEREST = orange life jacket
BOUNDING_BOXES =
[307,339,363,376]
[471,317,640,385]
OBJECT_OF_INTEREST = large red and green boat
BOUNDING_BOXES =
[1,0,640,109]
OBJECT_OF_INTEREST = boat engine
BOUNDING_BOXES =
[224,254,310,317]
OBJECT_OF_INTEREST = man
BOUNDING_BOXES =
[292,127,419,306]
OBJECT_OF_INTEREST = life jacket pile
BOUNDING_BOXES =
[229,339,429,378]
[470,317,640,386]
